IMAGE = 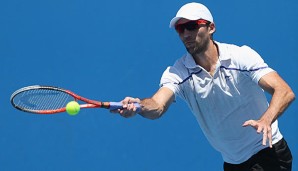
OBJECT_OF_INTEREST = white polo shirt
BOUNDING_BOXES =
[160,41,283,164]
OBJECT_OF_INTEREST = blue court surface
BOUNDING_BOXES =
[0,0,297,170]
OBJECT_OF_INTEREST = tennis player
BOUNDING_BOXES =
[113,2,295,170]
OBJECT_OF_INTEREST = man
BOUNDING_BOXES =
[113,2,295,171]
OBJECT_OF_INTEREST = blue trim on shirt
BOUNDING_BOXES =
[176,66,268,85]
[220,66,268,72]
[177,69,203,85]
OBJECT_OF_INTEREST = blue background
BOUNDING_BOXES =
[1,0,297,170]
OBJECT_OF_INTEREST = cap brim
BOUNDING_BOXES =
[169,17,181,28]
[169,16,203,28]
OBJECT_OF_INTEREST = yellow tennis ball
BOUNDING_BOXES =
[66,101,80,115]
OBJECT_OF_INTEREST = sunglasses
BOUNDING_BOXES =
[175,20,210,34]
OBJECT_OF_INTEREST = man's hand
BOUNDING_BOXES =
[110,87,175,120]
[110,97,141,118]
[242,119,273,148]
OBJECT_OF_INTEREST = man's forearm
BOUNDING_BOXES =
[261,87,295,123]
[138,98,167,120]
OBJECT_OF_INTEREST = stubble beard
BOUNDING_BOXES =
[186,37,210,56]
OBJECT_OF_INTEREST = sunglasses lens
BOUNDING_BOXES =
[175,20,209,34]
[184,22,198,31]
[175,21,198,33]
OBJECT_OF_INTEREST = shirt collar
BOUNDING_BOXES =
[216,41,231,61]
[183,52,197,69]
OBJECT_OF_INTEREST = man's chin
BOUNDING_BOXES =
[186,47,195,55]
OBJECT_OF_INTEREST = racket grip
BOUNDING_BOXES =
[109,102,141,113]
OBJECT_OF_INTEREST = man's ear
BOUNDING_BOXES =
[209,22,216,34]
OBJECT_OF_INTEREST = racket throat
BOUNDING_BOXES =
[100,102,110,109]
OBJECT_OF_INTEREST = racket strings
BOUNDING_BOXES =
[14,89,74,110]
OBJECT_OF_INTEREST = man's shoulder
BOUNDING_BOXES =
[217,41,241,53]
[172,54,189,68]
[162,53,192,80]
[216,41,255,54]
[216,41,258,61]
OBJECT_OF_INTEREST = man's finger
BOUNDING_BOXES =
[257,125,263,133]
[242,120,257,127]
[262,129,268,146]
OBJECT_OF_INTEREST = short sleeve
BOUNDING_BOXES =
[238,45,275,83]
[159,66,183,98]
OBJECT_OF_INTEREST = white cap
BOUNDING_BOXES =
[169,2,213,28]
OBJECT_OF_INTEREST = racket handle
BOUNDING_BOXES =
[109,102,141,113]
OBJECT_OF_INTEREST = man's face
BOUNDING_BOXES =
[175,18,213,55]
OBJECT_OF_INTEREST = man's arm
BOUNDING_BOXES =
[115,87,175,119]
[258,72,295,122]
[243,72,295,147]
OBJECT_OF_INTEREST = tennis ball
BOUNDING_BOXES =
[66,101,80,115]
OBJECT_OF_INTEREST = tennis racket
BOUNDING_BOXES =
[10,85,141,114]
